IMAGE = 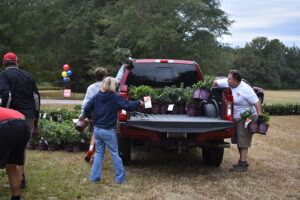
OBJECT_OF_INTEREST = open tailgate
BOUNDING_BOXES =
[127,112,236,133]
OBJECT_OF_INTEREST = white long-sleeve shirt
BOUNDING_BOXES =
[80,65,125,116]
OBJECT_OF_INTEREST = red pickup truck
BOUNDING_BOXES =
[117,59,236,166]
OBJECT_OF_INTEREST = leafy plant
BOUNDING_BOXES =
[161,85,180,104]
[150,89,163,104]
[131,85,153,100]
[262,103,300,115]
[203,75,215,90]
[176,83,186,105]
[262,113,270,124]
[80,128,93,144]
[184,88,198,106]
[39,120,62,144]
[0,169,6,180]
[193,80,205,89]
[193,75,215,90]
[240,110,254,122]
[60,122,79,144]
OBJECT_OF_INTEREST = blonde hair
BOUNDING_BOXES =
[100,77,118,93]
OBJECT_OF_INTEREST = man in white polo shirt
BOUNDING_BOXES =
[213,70,263,172]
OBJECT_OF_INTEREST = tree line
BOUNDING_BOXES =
[0,0,299,91]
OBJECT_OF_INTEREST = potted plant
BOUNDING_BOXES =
[159,86,173,114]
[258,113,270,134]
[240,110,258,133]
[176,83,186,114]
[41,120,62,151]
[61,122,76,152]
[150,89,162,114]
[27,134,39,150]
[193,75,215,100]
[80,128,93,151]
[131,85,153,113]
[37,119,49,151]
[159,86,177,114]
[184,88,200,116]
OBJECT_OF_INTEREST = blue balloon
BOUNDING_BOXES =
[63,77,69,83]
[67,70,72,76]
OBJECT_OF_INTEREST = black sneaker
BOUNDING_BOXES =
[230,162,248,172]
[233,160,249,168]
[229,165,248,172]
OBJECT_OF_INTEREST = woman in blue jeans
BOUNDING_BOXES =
[83,77,143,183]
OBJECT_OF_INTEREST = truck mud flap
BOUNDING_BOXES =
[127,113,236,133]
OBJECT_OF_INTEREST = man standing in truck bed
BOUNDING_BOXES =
[213,70,263,172]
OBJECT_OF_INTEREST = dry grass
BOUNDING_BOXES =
[264,90,300,104]
[40,104,77,110]
[1,116,299,200]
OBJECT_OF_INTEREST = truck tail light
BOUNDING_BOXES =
[119,85,128,99]
[119,109,127,121]
[118,85,129,121]
[223,88,233,121]
[226,102,233,121]
[120,92,128,99]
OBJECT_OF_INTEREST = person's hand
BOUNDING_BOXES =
[123,61,134,70]
[123,63,129,68]
[139,100,144,107]
[78,116,84,121]
[257,115,263,123]
[212,80,218,86]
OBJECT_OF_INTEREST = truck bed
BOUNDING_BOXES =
[127,112,236,133]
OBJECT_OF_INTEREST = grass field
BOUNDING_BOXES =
[0,116,299,200]
[41,104,78,110]
[264,90,300,104]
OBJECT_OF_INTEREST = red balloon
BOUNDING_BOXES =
[63,64,69,71]
[67,77,70,82]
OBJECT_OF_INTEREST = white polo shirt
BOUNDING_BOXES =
[216,78,259,120]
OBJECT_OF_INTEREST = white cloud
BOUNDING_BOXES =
[220,0,300,47]
[232,8,300,29]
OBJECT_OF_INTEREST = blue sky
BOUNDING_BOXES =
[219,0,300,47]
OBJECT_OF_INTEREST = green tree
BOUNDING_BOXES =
[90,0,233,71]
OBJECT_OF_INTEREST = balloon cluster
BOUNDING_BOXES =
[61,64,72,83]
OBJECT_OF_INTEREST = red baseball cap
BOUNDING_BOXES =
[3,52,18,62]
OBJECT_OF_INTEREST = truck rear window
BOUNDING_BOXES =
[126,63,200,87]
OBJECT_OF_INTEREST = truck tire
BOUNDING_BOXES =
[117,133,131,165]
[202,102,218,118]
[202,141,224,166]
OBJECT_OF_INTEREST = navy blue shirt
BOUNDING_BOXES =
[84,91,140,129]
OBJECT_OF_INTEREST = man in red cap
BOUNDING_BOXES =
[0,52,40,189]
[0,107,31,200]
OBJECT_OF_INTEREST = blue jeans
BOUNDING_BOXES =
[90,127,126,183]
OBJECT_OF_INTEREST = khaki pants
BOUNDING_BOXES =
[231,120,253,148]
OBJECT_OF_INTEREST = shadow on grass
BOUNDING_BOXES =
[129,147,224,177]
